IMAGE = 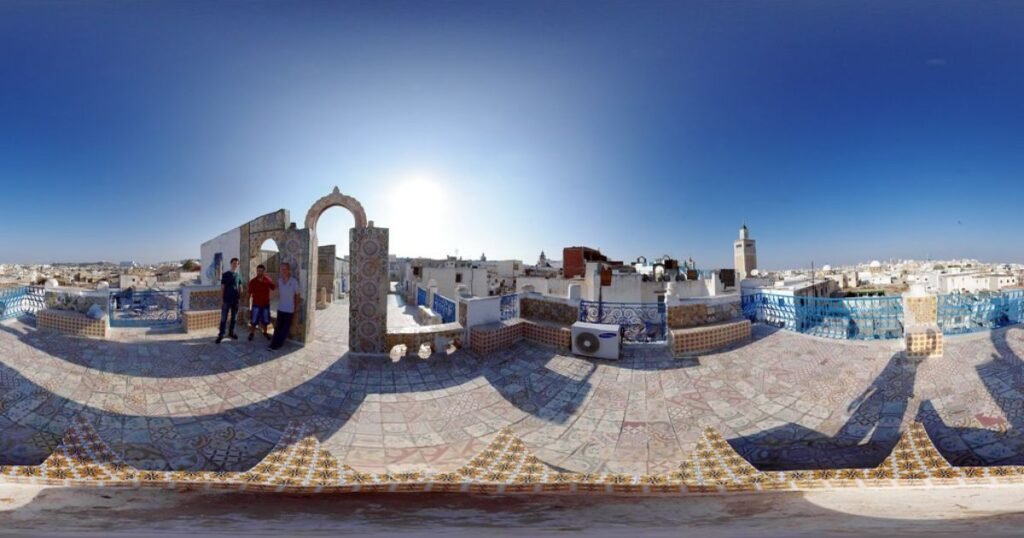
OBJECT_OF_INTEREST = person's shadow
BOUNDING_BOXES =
[917,325,1024,466]
[729,351,921,470]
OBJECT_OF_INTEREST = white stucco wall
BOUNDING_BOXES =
[200,227,241,286]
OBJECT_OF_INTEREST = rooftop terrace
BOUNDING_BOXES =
[1,299,1023,478]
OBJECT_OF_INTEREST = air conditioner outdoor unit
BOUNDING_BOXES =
[571,321,622,360]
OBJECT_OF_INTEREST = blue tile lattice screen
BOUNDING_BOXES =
[416,286,427,307]
[742,293,904,340]
[937,290,1024,334]
[579,300,666,343]
[0,286,44,321]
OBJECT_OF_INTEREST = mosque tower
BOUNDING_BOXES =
[733,224,757,281]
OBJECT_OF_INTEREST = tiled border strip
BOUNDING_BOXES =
[2,417,1022,494]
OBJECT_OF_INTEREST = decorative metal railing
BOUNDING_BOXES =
[579,300,667,343]
[0,286,44,321]
[937,290,1024,334]
[500,294,519,321]
[108,289,182,327]
[416,286,427,307]
[432,293,456,324]
[742,293,903,340]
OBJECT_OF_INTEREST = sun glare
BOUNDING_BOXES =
[386,174,449,256]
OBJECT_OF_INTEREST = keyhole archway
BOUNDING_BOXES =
[304,187,389,353]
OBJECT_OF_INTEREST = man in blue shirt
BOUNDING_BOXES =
[216,257,242,344]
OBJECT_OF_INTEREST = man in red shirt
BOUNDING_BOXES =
[247,264,276,341]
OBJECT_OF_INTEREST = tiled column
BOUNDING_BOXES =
[903,292,942,358]
[349,226,389,353]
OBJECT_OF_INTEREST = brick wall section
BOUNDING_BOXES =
[385,323,464,355]
[520,297,578,326]
[667,300,742,329]
[37,309,107,338]
[668,319,750,357]
[471,319,572,354]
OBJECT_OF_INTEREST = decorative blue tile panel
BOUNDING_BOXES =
[579,300,666,343]
[500,294,519,321]
[432,293,456,324]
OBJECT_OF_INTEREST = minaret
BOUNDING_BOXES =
[734,224,757,281]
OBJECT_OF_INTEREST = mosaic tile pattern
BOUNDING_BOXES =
[520,297,578,326]
[906,296,938,325]
[348,226,389,353]
[667,301,741,329]
[4,418,1024,495]
[187,290,221,312]
[182,310,220,333]
[907,328,943,358]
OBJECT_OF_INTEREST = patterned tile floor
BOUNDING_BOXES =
[1,300,1022,476]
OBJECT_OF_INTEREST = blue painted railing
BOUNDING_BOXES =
[579,300,666,343]
[432,293,456,324]
[0,286,45,321]
[500,294,519,321]
[937,290,1024,335]
[108,289,182,327]
[416,286,427,307]
[742,293,903,340]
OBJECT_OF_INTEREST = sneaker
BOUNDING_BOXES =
[229,333,239,340]
[248,332,254,341]
[215,336,223,344]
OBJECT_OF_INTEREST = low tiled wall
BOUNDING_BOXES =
[668,319,750,356]
[523,321,572,351]
[183,310,220,333]
[667,300,741,329]
[37,309,107,338]
[385,323,464,355]
[906,325,943,358]
[470,319,571,354]
[471,320,526,354]
[520,296,578,326]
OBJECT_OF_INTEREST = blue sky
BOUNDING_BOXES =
[1,1,1022,269]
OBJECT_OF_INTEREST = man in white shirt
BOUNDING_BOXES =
[269,261,302,351]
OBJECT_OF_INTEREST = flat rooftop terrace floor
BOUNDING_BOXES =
[1,303,1023,475]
